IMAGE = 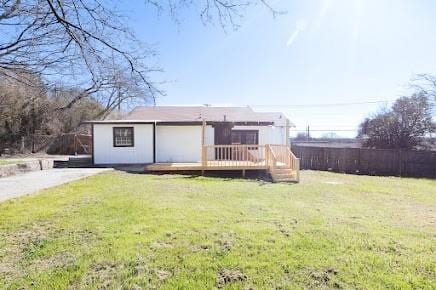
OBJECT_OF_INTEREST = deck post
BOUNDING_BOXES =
[286,118,290,148]
[201,119,207,168]
[296,158,300,182]
[242,169,246,178]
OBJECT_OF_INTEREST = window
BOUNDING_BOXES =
[231,132,242,144]
[245,131,258,145]
[113,127,134,147]
[231,130,258,145]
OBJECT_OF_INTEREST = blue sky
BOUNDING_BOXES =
[126,0,436,137]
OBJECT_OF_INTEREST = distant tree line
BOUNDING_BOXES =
[0,73,103,152]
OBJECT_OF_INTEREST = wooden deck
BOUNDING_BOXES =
[144,161,267,171]
[144,144,300,182]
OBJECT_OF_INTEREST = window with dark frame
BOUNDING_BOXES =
[113,127,134,147]
[245,131,258,145]
[231,130,259,145]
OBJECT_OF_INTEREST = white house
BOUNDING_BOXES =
[87,106,300,182]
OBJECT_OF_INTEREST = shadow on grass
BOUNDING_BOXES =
[108,165,297,185]
[129,170,297,186]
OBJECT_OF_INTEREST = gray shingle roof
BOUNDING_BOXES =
[124,106,288,123]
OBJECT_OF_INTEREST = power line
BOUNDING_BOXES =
[293,129,357,132]
[251,99,397,108]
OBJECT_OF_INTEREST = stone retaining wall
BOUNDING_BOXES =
[0,159,54,178]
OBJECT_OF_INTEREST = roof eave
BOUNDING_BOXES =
[83,120,277,126]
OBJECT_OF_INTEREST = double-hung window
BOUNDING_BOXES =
[113,127,134,147]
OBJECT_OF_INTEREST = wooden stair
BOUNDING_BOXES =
[67,156,92,168]
[267,145,300,183]
[271,168,298,182]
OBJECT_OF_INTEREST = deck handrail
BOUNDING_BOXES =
[202,144,268,169]
[265,144,277,169]
[204,144,266,149]
[269,145,290,168]
[199,144,299,182]
[268,145,300,169]
[266,144,300,182]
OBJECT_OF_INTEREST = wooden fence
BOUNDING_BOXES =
[46,134,92,155]
[291,145,436,178]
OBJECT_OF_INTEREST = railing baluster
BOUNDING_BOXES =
[222,147,225,165]
[204,144,273,170]
[245,146,248,167]
[223,147,225,165]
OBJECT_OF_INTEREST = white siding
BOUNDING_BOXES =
[156,126,202,162]
[204,125,215,160]
[232,125,287,145]
[204,125,214,145]
[93,124,153,164]
[92,122,287,164]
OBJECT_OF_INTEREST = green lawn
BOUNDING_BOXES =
[0,159,23,166]
[0,171,435,289]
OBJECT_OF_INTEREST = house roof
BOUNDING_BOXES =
[125,106,289,123]
[85,106,293,126]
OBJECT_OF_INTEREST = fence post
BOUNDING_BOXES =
[20,136,25,153]
[31,134,35,153]
[399,149,402,177]
[357,148,361,174]
[74,134,77,156]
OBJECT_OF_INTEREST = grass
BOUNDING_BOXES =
[0,171,435,289]
[0,159,24,166]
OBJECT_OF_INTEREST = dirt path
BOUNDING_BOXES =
[0,168,112,202]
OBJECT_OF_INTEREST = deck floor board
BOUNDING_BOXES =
[144,161,268,171]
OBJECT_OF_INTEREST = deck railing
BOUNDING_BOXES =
[269,144,291,168]
[201,144,299,172]
[203,144,268,168]
[268,144,300,182]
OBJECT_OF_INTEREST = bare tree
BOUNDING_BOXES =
[358,93,433,149]
[0,72,51,151]
[1,0,276,111]
[412,74,436,98]
[145,0,281,28]
[411,74,436,115]
[0,73,106,152]
[49,87,103,133]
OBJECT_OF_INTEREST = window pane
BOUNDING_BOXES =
[230,130,258,145]
[231,132,242,144]
[114,127,133,147]
[245,132,257,144]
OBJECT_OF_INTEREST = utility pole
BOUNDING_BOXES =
[306,125,310,141]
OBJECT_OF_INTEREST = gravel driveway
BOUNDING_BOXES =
[0,168,112,202]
